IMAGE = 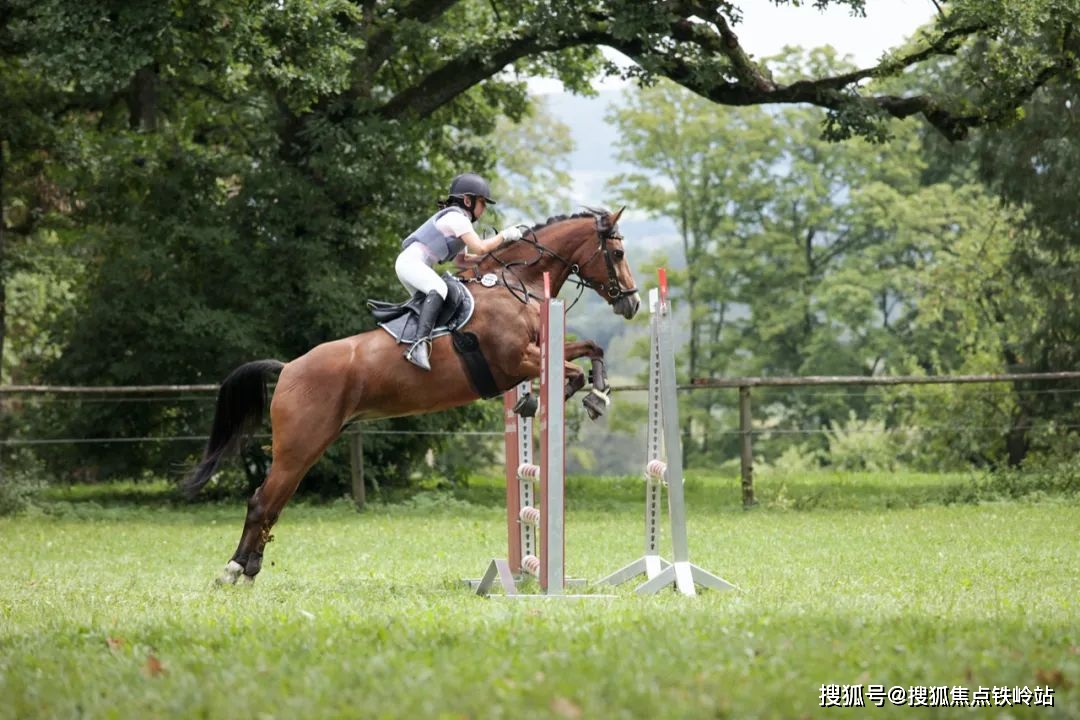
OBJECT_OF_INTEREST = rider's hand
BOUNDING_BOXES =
[500,225,525,243]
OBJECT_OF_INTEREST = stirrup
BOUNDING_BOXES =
[405,339,432,371]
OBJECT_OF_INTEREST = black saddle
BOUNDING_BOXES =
[368,274,475,344]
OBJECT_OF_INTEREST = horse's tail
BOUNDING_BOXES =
[183,359,286,498]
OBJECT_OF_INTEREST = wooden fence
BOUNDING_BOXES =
[5,370,1080,509]
[675,371,1080,508]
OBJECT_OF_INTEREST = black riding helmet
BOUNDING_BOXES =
[448,173,497,205]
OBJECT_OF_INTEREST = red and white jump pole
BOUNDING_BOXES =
[475,273,570,596]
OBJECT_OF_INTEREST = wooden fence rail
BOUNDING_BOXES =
[5,370,1080,509]
[613,371,1080,509]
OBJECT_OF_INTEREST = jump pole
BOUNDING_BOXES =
[474,272,584,598]
[598,268,736,596]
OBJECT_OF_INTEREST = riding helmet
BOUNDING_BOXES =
[448,173,497,204]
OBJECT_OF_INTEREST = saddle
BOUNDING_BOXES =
[368,274,475,344]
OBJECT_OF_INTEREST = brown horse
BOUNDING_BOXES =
[184,207,639,584]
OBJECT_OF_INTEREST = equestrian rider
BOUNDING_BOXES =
[396,172,525,370]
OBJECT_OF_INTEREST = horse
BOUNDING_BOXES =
[183,207,640,584]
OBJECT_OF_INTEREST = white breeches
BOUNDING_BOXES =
[395,243,448,300]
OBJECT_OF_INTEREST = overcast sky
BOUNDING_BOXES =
[737,0,937,65]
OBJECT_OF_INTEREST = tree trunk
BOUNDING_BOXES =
[1005,393,1031,467]
[0,133,7,385]
[127,66,159,132]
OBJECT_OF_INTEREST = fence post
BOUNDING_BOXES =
[349,428,365,509]
[738,385,755,508]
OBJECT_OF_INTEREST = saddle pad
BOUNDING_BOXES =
[375,280,475,344]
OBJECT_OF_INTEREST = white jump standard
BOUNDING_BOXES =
[599,269,736,596]
[475,275,581,597]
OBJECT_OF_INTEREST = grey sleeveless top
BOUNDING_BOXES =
[401,206,471,263]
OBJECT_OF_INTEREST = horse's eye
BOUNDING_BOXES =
[613,250,625,261]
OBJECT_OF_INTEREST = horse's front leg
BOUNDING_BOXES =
[563,340,610,420]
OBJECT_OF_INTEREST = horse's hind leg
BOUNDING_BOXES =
[217,465,304,585]
[217,411,342,585]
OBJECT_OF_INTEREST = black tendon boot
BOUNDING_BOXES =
[405,290,445,370]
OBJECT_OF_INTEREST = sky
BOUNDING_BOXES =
[529,1,939,95]
[734,0,938,65]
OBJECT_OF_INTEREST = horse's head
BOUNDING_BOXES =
[522,207,641,319]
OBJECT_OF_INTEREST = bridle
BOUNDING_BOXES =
[473,213,637,306]
[575,214,639,301]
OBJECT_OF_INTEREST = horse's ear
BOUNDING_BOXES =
[612,207,625,224]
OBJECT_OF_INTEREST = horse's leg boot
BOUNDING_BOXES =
[405,290,444,371]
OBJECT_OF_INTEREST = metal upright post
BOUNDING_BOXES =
[540,290,565,595]
[596,288,671,587]
[598,268,735,596]
[473,386,533,596]
[476,273,599,599]
[636,271,735,596]
[505,382,535,576]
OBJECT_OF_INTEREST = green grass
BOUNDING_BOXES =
[2,472,1078,719]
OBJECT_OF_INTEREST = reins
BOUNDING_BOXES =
[458,212,635,310]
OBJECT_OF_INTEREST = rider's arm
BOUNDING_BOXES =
[439,212,523,262]
[460,230,509,258]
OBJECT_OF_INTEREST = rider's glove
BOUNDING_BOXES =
[500,225,525,242]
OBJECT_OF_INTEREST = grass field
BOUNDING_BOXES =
[1,471,1078,719]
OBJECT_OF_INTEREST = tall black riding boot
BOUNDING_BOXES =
[405,290,445,371]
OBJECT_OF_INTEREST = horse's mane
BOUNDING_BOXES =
[526,206,613,234]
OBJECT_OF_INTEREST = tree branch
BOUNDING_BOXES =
[369,2,1070,142]
[675,1,776,92]
[378,27,611,120]
[597,11,1067,141]
[364,0,460,75]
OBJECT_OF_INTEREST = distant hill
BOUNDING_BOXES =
[542,90,683,264]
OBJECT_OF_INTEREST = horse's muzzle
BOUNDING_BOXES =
[613,292,641,319]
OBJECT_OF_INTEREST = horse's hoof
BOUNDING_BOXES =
[582,389,610,420]
[513,392,538,417]
[215,560,244,586]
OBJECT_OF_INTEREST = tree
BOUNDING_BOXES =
[911,30,1080,467]
[606,49,1042,468]
[885,192,1045,470]
[0,0,536,487]
[3,0,1076,487]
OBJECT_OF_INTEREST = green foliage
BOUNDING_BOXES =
[4,0,1079,493]
[822,411,908,472]
[605,61,1021,468]
[0,450,45,516]
[0,0,577,491]
[917,35,1080,465]
[945,432,1080,503]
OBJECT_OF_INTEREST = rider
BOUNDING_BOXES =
[396,172,525,370]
